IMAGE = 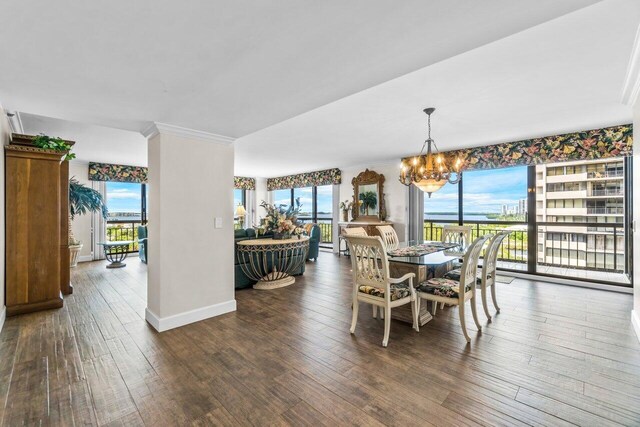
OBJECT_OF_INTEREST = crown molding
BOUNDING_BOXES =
[141,122,235,144]
[621,23,640,106]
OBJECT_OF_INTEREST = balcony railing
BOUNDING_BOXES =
[423,220,528,264]
[590,189,623,196]
[586,207,624,215]
[424,219,627,276]
[300,217,333,247]
[106,220,142,253]
[587,170,623,178]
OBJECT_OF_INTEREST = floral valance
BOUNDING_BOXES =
[88,162,148,183]
[409,124,632,171]
[267,168,341,191]
[234,176,256,190]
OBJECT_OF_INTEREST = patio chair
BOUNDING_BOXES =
[376,225,399,251]
[415,234,492,343]
[345,235,417,347]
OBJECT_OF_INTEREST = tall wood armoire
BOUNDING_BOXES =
[5,134,73,316]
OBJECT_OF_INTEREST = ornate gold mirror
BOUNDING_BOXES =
[351,169,385,221]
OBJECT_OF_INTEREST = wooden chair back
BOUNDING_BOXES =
[457,234,492,300]
[344,235,391,294]
[376,225,399,250]
[342,227,368,237]
[441,225,472,248]
[482,231,510,286]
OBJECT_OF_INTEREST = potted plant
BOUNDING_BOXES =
[69,177,108,267]
[258,198,304,239]
[359,191,378,216]
[339,200,352,222]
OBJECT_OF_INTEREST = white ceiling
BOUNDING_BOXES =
[1,0,637,177]
[19,113,147,167]
[0,0,598,137]
[236,0,640,177]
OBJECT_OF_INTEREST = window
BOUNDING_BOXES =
[293,187,314,220]
[462,166,528,222]
[233,189,246,229]
[105,182,145,252]
[272,189,292,207]
[106,182,143,221]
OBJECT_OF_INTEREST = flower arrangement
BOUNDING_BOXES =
[258,198,304,239]
[339,200,353,212]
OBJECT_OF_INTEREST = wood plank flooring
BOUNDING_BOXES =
[1,253,639,426]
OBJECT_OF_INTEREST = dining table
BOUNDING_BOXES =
[387,240,466,326]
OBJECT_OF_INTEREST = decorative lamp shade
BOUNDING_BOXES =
[236,204,246,217]
[413,178,447,198]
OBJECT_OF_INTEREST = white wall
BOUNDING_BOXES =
[0,105,9,331]
[253,177,269,226]
[339,161,408,241]
[632,102,640,341]
[146,125,235,331]
[68,161,93,261]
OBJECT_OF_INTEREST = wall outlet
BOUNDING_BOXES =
[214,217,223,229]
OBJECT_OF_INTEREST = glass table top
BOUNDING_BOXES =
[387,240,466,266]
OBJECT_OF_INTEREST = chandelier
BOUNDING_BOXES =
[399,107,463,198]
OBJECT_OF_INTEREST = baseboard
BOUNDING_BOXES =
[632,310,640,343]
[145,299,237,332]
[0,306,5,333]
[78,255,93,263]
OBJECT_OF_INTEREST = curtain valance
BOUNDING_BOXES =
[409,124,632,171]
[267,168,341,191]
[234,176,256,190]
[88,162,148,183]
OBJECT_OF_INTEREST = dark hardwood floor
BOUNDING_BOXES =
[1,253,639,426]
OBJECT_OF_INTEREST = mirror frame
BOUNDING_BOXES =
[351,169,385,221]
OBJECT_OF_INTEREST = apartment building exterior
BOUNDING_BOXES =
[535,158,624,272]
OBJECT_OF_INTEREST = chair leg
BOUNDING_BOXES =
[491,283,501,313]
[411,299,419,332]
[350,300,359,334]
[458,303,471,343]
[382,306,391,347]
[372,305,377,319]
[481,286,492,322]
[415,298,421,332]
[432,300,438,315]
[470,296,482,331]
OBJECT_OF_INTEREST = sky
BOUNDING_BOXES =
[272,185,333,216]
[424,166,527,214]
[106,182,142,213]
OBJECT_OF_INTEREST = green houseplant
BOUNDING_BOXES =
[32,133,76,160]
[68,177,108,267]
[359,191,378,216]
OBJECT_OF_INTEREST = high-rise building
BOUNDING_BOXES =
[535,158,624,271]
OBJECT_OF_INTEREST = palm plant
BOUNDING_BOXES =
[69,177,108,245]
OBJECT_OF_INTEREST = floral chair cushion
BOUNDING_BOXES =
[358,284,411,301]
[443,268,488,285]
[415,277,471,298]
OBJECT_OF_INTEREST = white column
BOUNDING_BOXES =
[622,24,640,341]
[143,123,236,332]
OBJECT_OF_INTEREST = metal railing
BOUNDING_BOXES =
[424,219,627,275]
[590,188,623,196]
[423,219,528,264]
[300,217,333,247]
[586,207,624,215]
[106,220,142,253]
[537,221,625,273]
[587,170,623,178]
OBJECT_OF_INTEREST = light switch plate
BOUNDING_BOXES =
[214,217,223,229]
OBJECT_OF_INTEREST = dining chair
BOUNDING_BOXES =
[345,235,417,347]
[376,225,399,250]
[415,234,492,343]
[443,231,511,321]
[441,225,472,247]
[341,227,368,256]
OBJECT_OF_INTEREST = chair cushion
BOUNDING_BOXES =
[443,268,485,285]
[358,284,411,301]
[416,277,471,298]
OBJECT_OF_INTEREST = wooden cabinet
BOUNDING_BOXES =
[5,135,72,316]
